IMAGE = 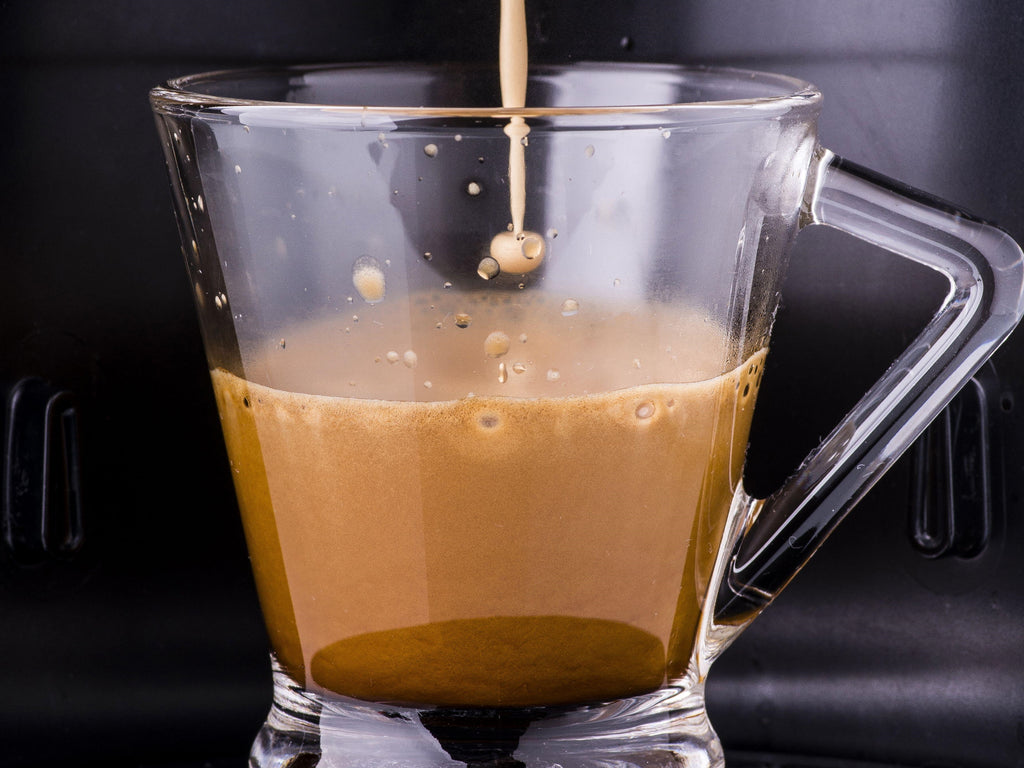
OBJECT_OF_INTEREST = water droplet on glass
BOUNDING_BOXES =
[403,350,418,368]
[454,134,463,142]
[512,362,526,374]
[197,194,205,212]
[546,228,558,239]
[519,333,528,343]
[243,125,251,134]
[497,362,508,383]
[546,369,560,382]
[635,401,655,420]
[443,281,453,289]
[423,380,433,389]
[477,256,500,280]
[423,143,439,158]
[279,338,287,349]
[584,145,595,158]
[455,313,472,328]
[467,181,482,196]
[234,164,242,174]
[619,35,633,50]
[352,255,386,304]
[386,350,400,364]
[633,358,641,369]
[613,278,621,287]
[560,298,580,317]
[484,331,511,358]
[423,251,433,261]
[661,129,672,139]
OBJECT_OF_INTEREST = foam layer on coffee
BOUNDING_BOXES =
[212,303,764,707]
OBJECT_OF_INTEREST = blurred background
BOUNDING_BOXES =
[2,1,1022,765]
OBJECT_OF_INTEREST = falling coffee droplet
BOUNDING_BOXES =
[352,255,386,304]
[477,257,500,280]
[489,231,546,275]
[484,331,511,358]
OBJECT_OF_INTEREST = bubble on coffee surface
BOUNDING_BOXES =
[352,255,386,304]
[635,401,655,420]
[560,298,579,317]
[489,231,545,275]
[484,331,511,358]
[477,256,501,280]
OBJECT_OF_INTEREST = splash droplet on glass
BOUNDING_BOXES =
[497,362,508,383]
[512,362,526,374]
[423,143,439,158]
[386,350,400,364]
[467,181,482,196]
[455,313,472,329]
[546,369,561,382]
[403,350,418,368]
[584,145,595,158]
[560,298,580,317]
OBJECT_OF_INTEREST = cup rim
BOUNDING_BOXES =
[149,61,821,119]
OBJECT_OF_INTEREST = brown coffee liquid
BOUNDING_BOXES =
[210,302,763,708]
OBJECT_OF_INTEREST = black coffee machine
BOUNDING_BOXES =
[2,2,1022,766]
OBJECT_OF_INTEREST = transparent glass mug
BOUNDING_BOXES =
[150,64,1023,768]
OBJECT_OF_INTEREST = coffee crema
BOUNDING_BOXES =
[210,305,763,707]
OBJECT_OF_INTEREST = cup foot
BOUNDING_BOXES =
[249,659,724,768]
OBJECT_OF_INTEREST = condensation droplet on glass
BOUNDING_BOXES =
[243,125,251,134]
[484,331,511,358]
[662,129,672,139]
[352,315,359,322]
[512,362,526,374]
[560,298,580,317]
[423,381,433,389]
[454,134,463,142]
[196,194,205,212]
[613,278,621,287]
[234,164,242,174]
[546,228,558,239]
[279,338,287,349]
[386,350,400,364]
[477,257,500,280]
[546,369,561,382]
[584,145,595,158]
[443,281,452,289]
[424,143,439,158]
[352,255,386,304]
[423,252,432,261]
[635,401,655,420]
[467,181,482,196]
[377,132,388,147]
[519,333,528,343]
[633,358,642,369]
[403,350,418,368]
[328,185,338,198]
[455,313,472,328]
[497,362,508,383]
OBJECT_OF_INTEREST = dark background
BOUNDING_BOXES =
[2,1,1023,766]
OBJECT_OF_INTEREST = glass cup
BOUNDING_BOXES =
[150,63,1024,768]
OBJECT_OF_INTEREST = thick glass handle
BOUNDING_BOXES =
[714,147,1024,625]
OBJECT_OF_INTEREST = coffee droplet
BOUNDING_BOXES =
[352,255,385,304]
[477,256,500,280]
[489,231,546,275]
[484,331,511,358]
[455,313,472,328]
[560,298,579,317]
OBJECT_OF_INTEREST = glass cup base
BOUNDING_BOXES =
[250,658,724,768]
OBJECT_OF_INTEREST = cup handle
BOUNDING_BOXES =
[714,147,1024,625]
